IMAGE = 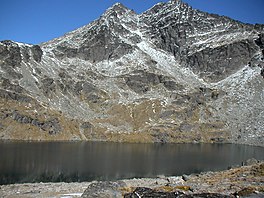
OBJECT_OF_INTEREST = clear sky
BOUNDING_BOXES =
[0,0,263,44]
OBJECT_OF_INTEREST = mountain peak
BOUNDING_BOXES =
[168,0,182,4]
[142,0,189,17]
[111,2,126,9]
[167,0,191,9]
[103,2,133,18]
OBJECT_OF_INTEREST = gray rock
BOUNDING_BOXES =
[82,82,96,93]
[0,41,24,80]
[73,81,84,95]
[1,78,24,93]
[0,40,22,67]
[243,158,259,166]
[125,187,233,198]
[54,46,78,58]
[0,123,4,129]
[80,122,93,129]
[187,40,259,82]
[1,63,23,79]
[179,123,195,132]
[162,80,183,91]
[31,45,43,62]
[40,77,56,96]
[0,89,31,103]
[125,71,161,94]
[159,110,177,119]
[255,33,264,51]
[81,181,126,198]
[124,187,183,198]
[21,46,30,62]
[182,174,191,181]
[261,68,264,78]
[241,193,264,198]
[55,24,134,62]
[12,111,32,124]
[10,111,61,134]
[41,118,61,134]
[210,137,226,143]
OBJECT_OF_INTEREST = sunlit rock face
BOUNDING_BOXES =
[0,0,263,146]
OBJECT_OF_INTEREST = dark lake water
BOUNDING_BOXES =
[0,141,263,184]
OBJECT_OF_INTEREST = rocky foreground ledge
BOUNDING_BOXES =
[0,159,263,198]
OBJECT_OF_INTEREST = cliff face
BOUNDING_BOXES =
[0,0,263,145]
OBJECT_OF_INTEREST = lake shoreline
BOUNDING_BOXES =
[1,139,264,148]
[1,159,263,198]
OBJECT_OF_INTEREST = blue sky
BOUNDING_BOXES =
[0,0,263,44]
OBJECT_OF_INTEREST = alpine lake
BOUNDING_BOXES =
[0,141,263,184]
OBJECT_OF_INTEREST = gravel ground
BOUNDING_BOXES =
[0,182,90,198]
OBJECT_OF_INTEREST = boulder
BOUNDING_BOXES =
[31,45,43,62]
[81,181,126,198]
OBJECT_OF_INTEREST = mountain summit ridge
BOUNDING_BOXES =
[0,1,264,146]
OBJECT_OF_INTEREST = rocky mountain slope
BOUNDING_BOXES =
[0,0,263,146]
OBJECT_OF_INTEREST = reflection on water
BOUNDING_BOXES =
[0,141,263,184]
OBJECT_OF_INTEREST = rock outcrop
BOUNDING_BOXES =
[0,0,263,145]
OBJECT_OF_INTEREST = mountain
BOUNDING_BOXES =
[0,0,264,146]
